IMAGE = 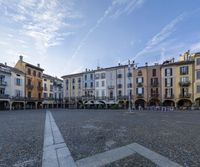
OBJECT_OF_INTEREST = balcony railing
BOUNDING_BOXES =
[179,81,191,87]
[151,82,159,87]
[0,81,7,86]
[12,96,26,100]
[164,94,174,99]
[37,86,43,91]
[137,82,143,87]
[179,93,191,98]
[0,94,9,99]
[108,85,114,89]
[150,93,159,98]
[26,84,34,90]
[137,94,144,98]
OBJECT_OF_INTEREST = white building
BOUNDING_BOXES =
[95,69,107,99]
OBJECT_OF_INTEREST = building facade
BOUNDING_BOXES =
[15,56,44,109]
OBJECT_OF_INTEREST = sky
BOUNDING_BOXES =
[0,0,200,78]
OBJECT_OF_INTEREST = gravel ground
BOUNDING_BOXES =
[0,110,45,167]
[52,109,200,167]
[104,153,157,167]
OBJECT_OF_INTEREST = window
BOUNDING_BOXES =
[180,77,189,83]
[102,81,105,87]
[152,69,156,76]
[136,87,144,94]
[101,73,105,79]
[43,93,47,98]
[28,91,31,98]
[28,68,31,75]
[165,78,173,87]
[117,84,122,88]
[72,78,75,83]
[38,72,41,78]
[16,78,21,86]
[85,83,87,88]
[50,85,53,91]
[15,90,21,97]
[95,74,100,79]
[151,78,158,86]
[96,90,99,97]
[128,90,132,96]
[0,88,5,95]
[78,78,81,83]
[197,85,200,93]
[127,72,132,77]
[137,70,142,76]
[197,70,200,80]
[38,81,41,88]
[180,66,188,75]
[196,58,200,65]
[102,90,105,97]
[85,75,87,80]
[0,75,5,83]
[90,74,93,80]
[136,77,143,83]
[127,83,132,88]
[165,68,172,76]
[33,70,36,76]
[96,81,99,87]
[38,93,41,99]
[28,79,31,85]
[117,74,122,78]
[118,90,122,96]
[165,88,173,97]
[90,82,93,88]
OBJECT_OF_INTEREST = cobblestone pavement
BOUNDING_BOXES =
[0,110,45,167]
[52,109,200,167]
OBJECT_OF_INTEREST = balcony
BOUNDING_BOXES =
[108,85,114,89]
[82,95,95,100]
[164,94,174,99]
[26,84,34,90]
[0,94,9,99]
[137,94,144,98]
[137,82,143,87]
[179,81,191,87]
[179,93,191,98]
[0,81,7,86]
[37,86,43,91]
[151,82,159,87]
[117,95,130,100]
[150,94,159,98]
[12,96,25,100]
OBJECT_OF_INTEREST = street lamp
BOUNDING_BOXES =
[128,60,132,112]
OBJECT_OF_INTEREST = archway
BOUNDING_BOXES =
[12,102,24,110]
[163,100,175,107]
[26,102,36,109]
[149,98,160,106]
[0,100,9,110]
[195,98,200,107]
[177,99,192,108]
[135,99,146,109]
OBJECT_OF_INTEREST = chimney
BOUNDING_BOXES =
[145,62,148,66]
[19,55,23,62]
[37,64,40,68]
[4,62,7,66]
[85,68,87,72]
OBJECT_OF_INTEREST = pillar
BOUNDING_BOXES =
[9,101,12,111]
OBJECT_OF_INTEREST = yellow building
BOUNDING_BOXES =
[161,51,194,108]
[193,52,200,107]
[15,56,44,109]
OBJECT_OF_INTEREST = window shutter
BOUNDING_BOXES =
[171,78,173,87]
[165,69,167,76]
[136,78,138,83]
[142,88,144,94]
[136,88,138,94]
[142,77,144,83]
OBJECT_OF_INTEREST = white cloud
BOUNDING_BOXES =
[133,13,187,60]
[0,0,81,56]
[190,42,200,52]
[70,0,145,63]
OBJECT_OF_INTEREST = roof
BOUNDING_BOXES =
[43,73,63,82]
[24,61,44,71]
[161,60,194,67]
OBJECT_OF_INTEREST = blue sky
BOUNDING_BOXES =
[0,0,200,77]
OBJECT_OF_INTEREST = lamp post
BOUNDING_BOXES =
[128,60,132,112]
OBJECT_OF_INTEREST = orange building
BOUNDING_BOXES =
[15,56,44,109]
